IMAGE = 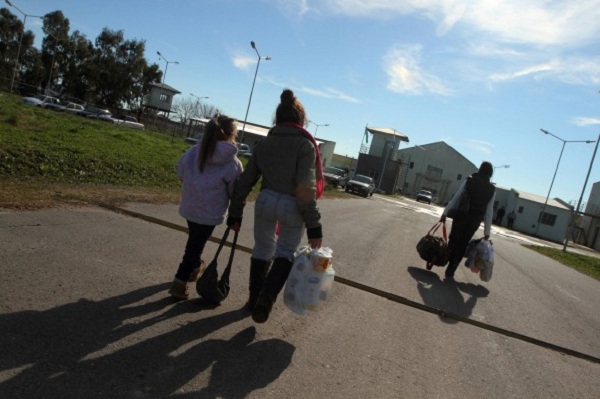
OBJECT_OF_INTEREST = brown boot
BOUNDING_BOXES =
[168,278,190,300]
[252,257,293,323]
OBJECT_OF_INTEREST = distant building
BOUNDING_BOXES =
[494,187,572,243]
[143,82,181,118]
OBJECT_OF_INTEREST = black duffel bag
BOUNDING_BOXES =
[416,221,450,269]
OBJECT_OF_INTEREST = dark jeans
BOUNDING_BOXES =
[446,213,483,277]
[175,221,215,281]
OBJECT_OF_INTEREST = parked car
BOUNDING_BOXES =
[345,174,375,198]
[61,103,85,114]
[416,189,433,204]
[22,95,60,107]
[44,100,84,114]
[236,143,252,158]
[114,115,145,130]
[77,107,115,122]
[323,166,349,188]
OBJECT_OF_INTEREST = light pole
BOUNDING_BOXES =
[190,93,209,103]
[535,128,594,237]
[492,164,510,183]
[45,29,61,95]
[309,120,329,138]
[562,131,600,251]
[239,41,271,143]
[5,0,43,95]
[156,51,179,84]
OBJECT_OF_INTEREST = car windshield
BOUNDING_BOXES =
[324,167,345,176]
[353,175,372,184]
[420,190,432,196]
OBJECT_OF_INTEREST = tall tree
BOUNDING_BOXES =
[0,7,37,93]
[41,11,70,95]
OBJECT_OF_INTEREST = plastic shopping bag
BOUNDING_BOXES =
[465,239,494,281]
[284,246,335,315]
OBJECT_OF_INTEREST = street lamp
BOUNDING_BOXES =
[5,0,43,95]
[239,41,271,143]
[309,120,329,138]
[492,164,510,183]
[563,131,600,251]
[535,128,594,236]
[156,51,179,84]
[190,93,209,102]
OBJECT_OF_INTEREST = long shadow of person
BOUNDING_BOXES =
[166,327,296,399]
[0,283,251,398]
[407,266,489,324]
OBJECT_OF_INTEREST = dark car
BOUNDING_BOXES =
[323,166,349,188]
[416,189,433,204]
[345,174,375,198]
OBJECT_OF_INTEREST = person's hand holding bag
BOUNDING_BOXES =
[226,215,242,232]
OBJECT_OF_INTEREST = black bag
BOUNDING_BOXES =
[447,178,471,219]
[196,227,238,305]
[416,221,450,268]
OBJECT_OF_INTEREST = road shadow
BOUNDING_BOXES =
[0,283,295,398]
[407,266,490,324]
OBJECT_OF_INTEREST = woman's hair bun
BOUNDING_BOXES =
[280,89,295,104]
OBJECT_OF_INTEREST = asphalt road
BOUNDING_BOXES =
[1,194,599,398]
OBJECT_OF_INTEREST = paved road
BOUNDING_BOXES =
[1,194,599,398]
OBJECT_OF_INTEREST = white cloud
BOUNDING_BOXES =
[490,57,600,85]
[232,55,256,70]
[316,0,600,46]
[298,86,361,103]
[382,45,452,95]
[467,139,494,154]
[573,117,600,126]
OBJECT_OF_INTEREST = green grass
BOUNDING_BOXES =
[525,245,600,281]
[0,93,347,209]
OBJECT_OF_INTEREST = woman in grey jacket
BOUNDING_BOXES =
[227,89,324,323]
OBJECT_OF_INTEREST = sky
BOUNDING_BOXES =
[12,0,600,207]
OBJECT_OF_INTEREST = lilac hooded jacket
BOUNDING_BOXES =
[177,141,243,225]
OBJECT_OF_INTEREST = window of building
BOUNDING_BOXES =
[538,212,557,226]
[425,165,442,180]
[409,161,414,169]
[518,206,524,213]
[457,174,462,180]
[159,94,169,102]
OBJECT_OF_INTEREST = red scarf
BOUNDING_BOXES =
[280,122,325,199]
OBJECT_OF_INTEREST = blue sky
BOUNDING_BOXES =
[15,0,600,206]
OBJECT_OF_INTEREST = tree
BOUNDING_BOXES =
[173,96,220,127]
[41,11,70,95]
[0,7,37,93]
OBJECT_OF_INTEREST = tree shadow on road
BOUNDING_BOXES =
[407,266,490,324]
[0,283,295,398]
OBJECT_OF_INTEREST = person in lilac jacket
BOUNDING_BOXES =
[169,115,243,300]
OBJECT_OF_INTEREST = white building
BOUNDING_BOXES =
[493,187,572,243]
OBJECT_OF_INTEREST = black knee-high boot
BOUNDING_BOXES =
[246,258,271,311]
[252,257,293,323]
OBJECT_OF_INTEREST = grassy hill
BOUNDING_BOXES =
[0,93,342,209]
[0,93,201,209]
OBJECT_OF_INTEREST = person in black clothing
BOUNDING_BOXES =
[495,206,505,225]
[440,162,496,281]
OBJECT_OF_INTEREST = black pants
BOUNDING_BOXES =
[175,221,215,281]
[446,213,483,277]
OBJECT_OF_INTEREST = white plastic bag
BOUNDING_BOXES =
[284,246,335,315]
[464,239,494,282]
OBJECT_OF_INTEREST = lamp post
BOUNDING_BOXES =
[309,120,329,138]
[239,41,271,143]
[5,0,43,95]
[535,128,594,237]
[492,164,510,183]
[562,131,600,251]
[156,51,179,84]
[190,93,209,103]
